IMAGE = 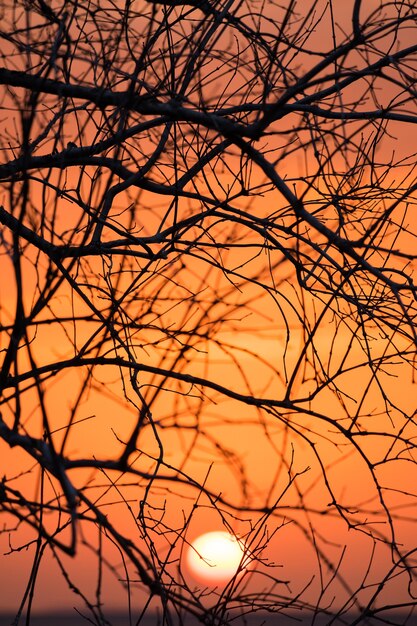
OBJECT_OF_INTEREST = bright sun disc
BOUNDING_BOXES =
[187,531,245,581]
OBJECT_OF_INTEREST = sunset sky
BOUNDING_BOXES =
[1,0,417,623]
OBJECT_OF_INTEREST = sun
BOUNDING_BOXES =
[186,531,245,581]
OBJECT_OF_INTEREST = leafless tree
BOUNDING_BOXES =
[1,0,417,624]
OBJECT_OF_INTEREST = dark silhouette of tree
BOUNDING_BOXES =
[1,0,417,624]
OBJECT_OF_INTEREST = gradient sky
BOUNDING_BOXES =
[1,0,417,621]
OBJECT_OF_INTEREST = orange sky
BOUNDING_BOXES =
[1,0,417,620]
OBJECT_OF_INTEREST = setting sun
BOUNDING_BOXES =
[186,532,246,581]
